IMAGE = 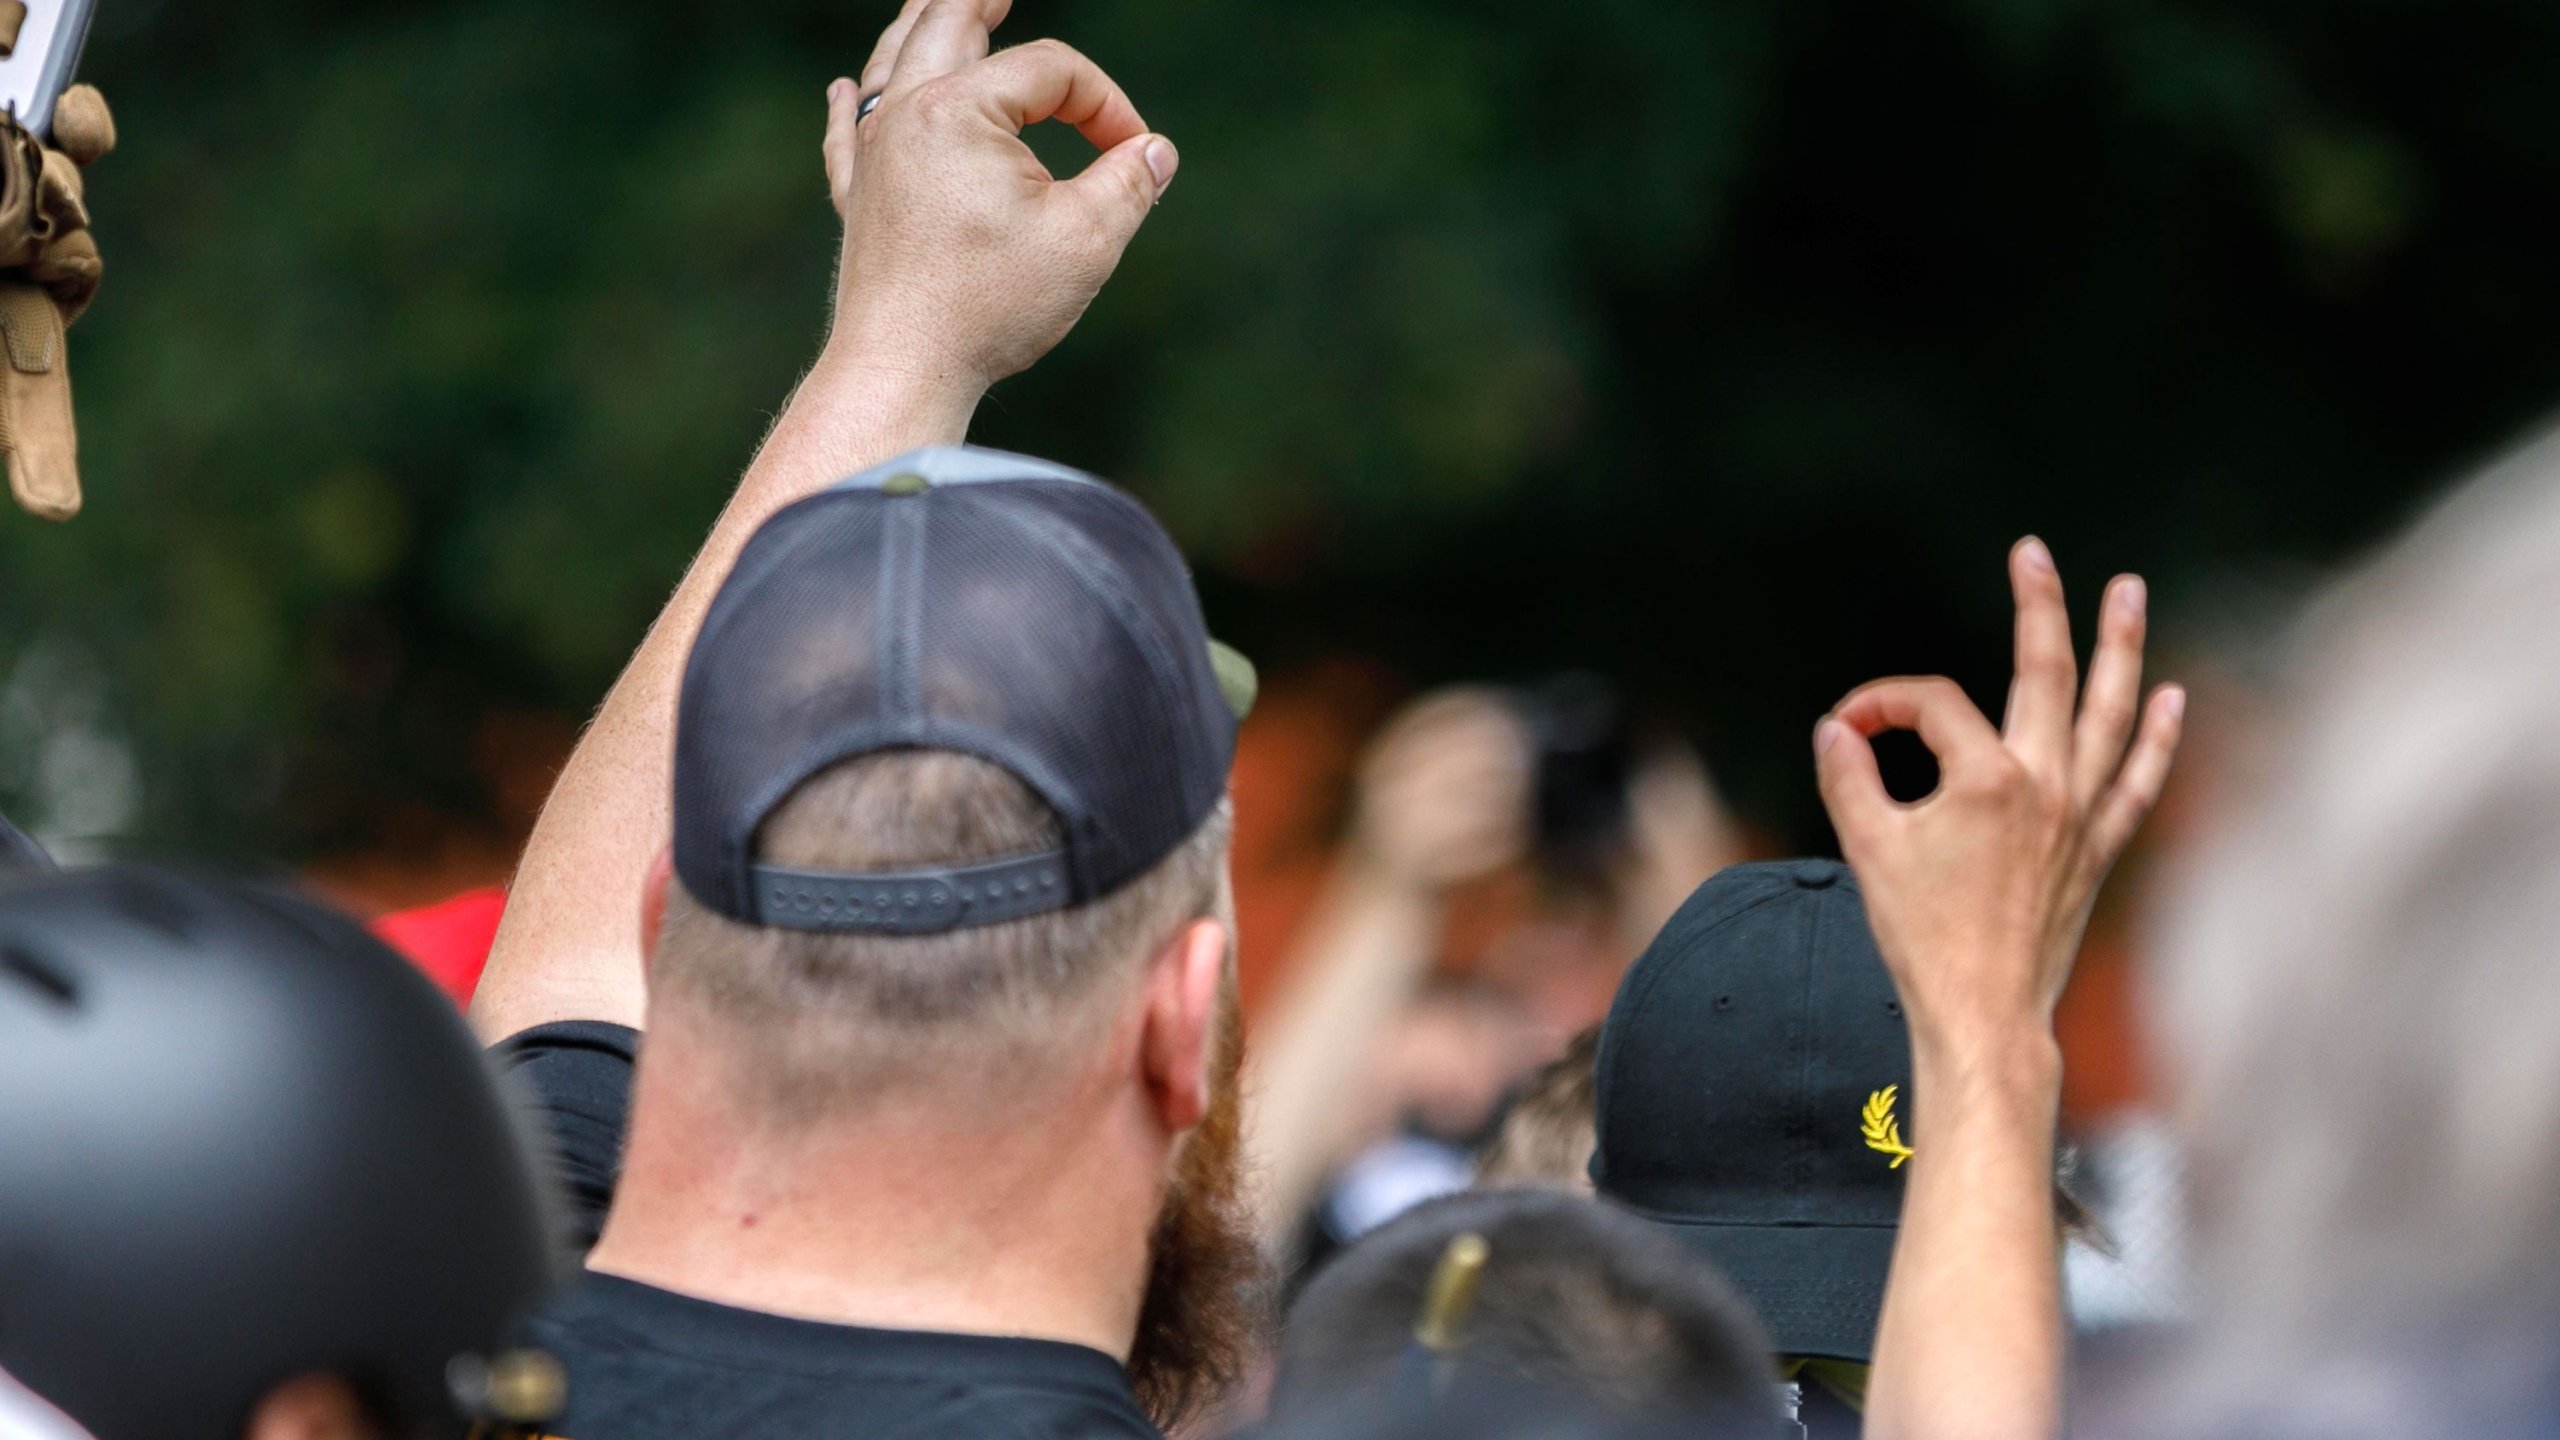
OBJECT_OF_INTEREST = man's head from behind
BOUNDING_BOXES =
[640,447,1264,1424]
[1271,1189,1778,1434]
[652,751,1231,1116]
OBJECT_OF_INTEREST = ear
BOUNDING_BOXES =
[244,1375,381,1440]
[639,848,675,985]
[1138,916,1228,1135]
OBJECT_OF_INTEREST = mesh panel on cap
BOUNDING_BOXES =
[671,449,1235,927]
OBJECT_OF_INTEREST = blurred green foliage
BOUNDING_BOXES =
[8,0,2560,855]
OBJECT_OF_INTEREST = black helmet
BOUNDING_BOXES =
[0,805,53,876]
[0,868,560,1440]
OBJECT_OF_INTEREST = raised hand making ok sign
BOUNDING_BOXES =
[1814,537,2186,1039]
[1816,538,2185,1440]
[820,0,1179,393]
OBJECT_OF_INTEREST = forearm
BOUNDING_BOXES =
[469,347,979,1041]
[1244,857,1445,1244]
[1864,1023,2066,1440]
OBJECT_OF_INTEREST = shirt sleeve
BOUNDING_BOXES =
[492,1020,640,1255]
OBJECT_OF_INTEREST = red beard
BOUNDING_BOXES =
[1125,994,1271,1431]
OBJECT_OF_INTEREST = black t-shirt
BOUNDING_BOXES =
[494,1022,1162,1440]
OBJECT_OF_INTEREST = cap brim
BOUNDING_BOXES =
[1207,638,1257,721]
[1648,1218,1894,1361]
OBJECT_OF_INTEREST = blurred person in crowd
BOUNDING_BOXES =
[1268,1189,1781,1435]
[1290,977,1547,1270]
[0,865,559,1440]
[1244,689,1532,1249]
[2108,425,2560,1439]
[1474,1026,1602,1192]
[1249,684,1747,1254]
[465,2,1260,1434]
[1806,538,2185,1439]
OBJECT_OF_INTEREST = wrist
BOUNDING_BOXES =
[807,328,985,444]
[1910,1026,2063,1117]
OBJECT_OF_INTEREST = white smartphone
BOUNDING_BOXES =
[0,0,95,140]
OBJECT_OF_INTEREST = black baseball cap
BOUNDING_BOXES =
[674,445,1247,935]
[1590,859,1912,1361]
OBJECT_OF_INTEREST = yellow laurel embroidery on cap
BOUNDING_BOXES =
[1861,1085,1914,1169]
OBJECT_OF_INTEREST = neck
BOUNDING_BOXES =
[588,1019,1164,1360]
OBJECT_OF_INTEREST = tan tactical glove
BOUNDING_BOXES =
[0,83,112,521]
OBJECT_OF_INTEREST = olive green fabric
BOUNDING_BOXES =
[1780,1356,1870,1414]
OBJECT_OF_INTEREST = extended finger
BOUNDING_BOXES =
[822,78,862,202]
[2084,684,2186,869]
[858,0,941,97]
[1830,676,2006,780]
[963,38,1147,151]
[2001,536,2079,777]
[888,0,1016,95]
[2071,574,2148,806]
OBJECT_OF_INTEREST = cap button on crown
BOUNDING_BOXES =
[1790,860,1842,889]
[880,472,930,496]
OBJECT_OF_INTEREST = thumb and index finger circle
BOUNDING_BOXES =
[1815,676,2004,839]
[966,38,1148,150]
[959,40,1175,235]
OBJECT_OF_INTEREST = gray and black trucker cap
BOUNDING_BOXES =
[1591,859,1913,1361]
[673,445,1243,936]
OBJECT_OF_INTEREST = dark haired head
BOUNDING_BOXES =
[1251,1376,1750,1440]
[1272,1189,1779,1433]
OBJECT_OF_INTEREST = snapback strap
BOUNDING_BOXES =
[745,850,1073,934]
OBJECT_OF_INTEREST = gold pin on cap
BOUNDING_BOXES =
[1413,1231,1490,1355]
[449,1349,567,1425]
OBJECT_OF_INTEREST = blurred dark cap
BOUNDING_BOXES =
[1246,1377,1731,1440]
[1591,859,1911,1362]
